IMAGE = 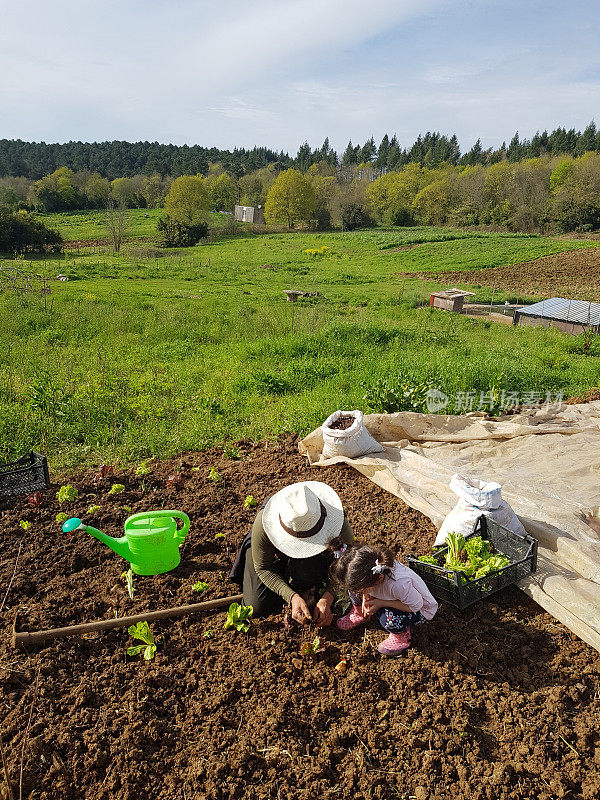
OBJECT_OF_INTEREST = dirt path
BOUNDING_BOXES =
[1,437,599,800]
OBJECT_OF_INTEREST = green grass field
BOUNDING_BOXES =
[2,217,599,469]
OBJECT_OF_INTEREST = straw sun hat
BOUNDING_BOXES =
[262,481,344,559]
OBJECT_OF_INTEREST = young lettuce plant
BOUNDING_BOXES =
[224,602,253,633]
[135,461,151,476]
[300,636,326,657]
[56,484,78,503]
[192,580,209,593]
[208,467,221,483]
[244,495,257,509]
[87,505,101,515]
[127,621,156,660]
[108,483,125,495]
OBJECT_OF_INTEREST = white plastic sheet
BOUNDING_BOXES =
[300,401,600,651]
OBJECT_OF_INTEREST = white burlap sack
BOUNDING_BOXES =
[321,410,384,459]
[434,474,526,546]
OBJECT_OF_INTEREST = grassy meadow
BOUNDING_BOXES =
[2,219,599,469]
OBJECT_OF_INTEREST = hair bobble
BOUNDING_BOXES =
[371,558,386,575]
[333,543,348,560]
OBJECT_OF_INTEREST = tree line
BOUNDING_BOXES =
[2,122,600,181]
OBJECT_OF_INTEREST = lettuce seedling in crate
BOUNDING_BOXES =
[224,602,253,633]
[192,581,209,593]
[108,483,125,495]
[122,568,135,600]
[57,484,78,503]
[127,621,156,660]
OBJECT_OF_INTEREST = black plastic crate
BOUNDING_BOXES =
[407,516,538,610]
[0,451,50,499]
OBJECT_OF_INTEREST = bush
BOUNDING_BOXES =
[156,215,208,247]
[340,203,374,231]
[0,209,62,254]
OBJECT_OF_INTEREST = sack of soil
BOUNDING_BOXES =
[321,410,383,459]
[434,474,526,547]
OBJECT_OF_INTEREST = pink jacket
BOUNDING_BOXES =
[369,561,438,620]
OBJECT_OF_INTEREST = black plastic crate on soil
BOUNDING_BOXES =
[407,516,538,610]
[0,451,50,499]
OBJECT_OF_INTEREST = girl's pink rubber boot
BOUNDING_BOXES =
[377,630,412,656]
[336,605,367,630]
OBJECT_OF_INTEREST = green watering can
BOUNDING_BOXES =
[62,510,190,576]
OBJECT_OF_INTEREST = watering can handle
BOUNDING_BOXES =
[125,510,190,540]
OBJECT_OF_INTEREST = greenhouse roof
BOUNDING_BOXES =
[517,297,600,326]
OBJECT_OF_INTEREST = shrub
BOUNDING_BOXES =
[340,203,374,231]
[156,215,208,247]
[0,209,62,255]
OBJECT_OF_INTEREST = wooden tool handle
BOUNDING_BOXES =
[12,593,244,648]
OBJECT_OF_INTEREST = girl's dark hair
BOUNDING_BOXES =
[330,544,395,592]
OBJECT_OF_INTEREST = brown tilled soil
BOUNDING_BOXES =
[1,437,599,800]
[405,246,600,299]
[327,415,356,431]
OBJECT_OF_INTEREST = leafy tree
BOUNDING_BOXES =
[163,175,209,225]
[264,169,317,228]
[111,177,137,208]
[207,172,238,212]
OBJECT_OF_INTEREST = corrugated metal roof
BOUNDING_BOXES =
[516,297,600,326]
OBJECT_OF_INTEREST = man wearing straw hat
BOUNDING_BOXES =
[230,481,353,625]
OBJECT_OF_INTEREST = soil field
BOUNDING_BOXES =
[1,437,599,800]
[406,246,600,300]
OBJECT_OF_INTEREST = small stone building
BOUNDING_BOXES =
[429,289,474,313]
[234,205,265,224]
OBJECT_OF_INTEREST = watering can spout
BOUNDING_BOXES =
[87,527,133,560]
[62,518,133,560]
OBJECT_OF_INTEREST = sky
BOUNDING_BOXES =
[1,0,599,156]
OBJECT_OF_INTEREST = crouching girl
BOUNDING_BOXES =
[331,544,438,656]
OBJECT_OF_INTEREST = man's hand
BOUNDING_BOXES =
[313,593,334,627]
[290,593,312,625]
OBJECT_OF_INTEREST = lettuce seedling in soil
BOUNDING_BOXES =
[192,581,209,593]
[244,495,257,508]
[215,532,226,539]
[108,483,125,495]
[135,461,151,476]
[127,621,156,660]
[28,491,44,507]
[56,512,69,524]
[208,468,221,483]
[93,464,113,485]
[300,636,326,657]
[122,569,135,600]
[224,602,253,633]
[19,520,31,530]
[56,484,78,503]
[203,629,214,639]
[224,445,241,460]
[165,473,184,490]
[87,505,101,514]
